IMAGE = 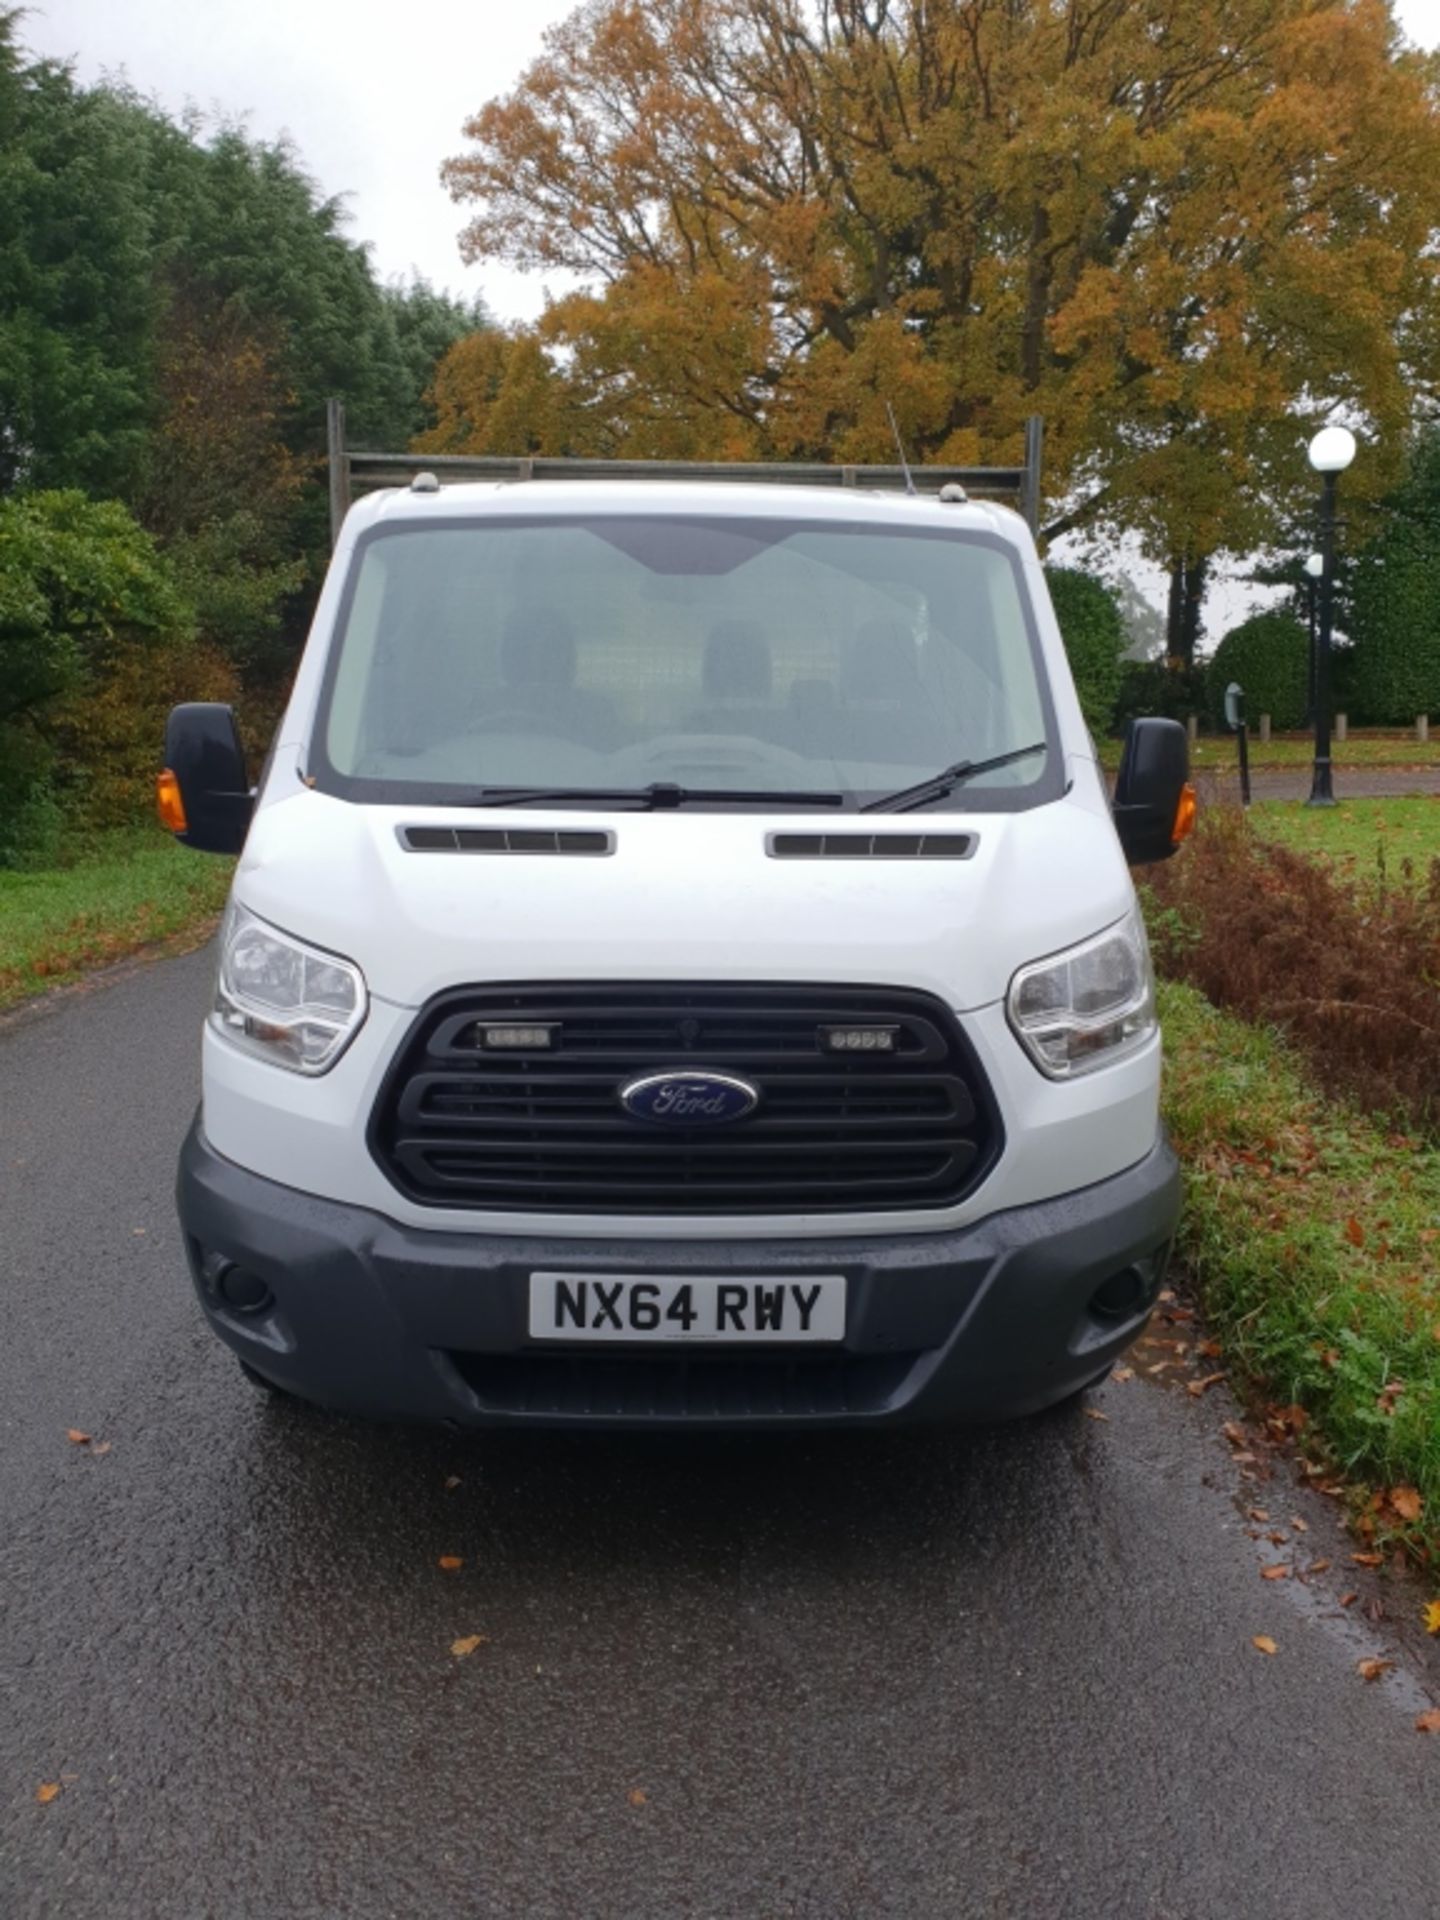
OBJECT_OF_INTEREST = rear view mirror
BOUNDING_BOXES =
[1112,717,1194,865]
[159,704,254,854]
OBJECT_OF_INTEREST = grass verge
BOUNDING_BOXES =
[0,828,232,1011]
[1252,794,1440,877]
[1160,978,1440,1562]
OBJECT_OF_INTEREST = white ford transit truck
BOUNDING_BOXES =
[162,453,1193,1427]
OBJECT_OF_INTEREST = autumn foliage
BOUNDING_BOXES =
[437,0,1440,635]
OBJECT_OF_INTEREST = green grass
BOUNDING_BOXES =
[1161,978,1440,1555]
[1099,729,1440,772]
[0,828,232,1011]
[1250,794,1440,881]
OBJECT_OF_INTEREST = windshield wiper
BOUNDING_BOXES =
[862,743,1048,814]
[466,783,848,810]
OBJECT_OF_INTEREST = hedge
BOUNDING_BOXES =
[1043,566,1126,736]
[1347,440,1440,724]
[1205,611,1309,731]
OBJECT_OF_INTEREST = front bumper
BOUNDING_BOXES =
[177,1120,1180,1428]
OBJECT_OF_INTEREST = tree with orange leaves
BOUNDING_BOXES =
[436,0,1440,656]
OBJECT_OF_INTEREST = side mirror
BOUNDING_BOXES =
[1112,716,1194,866]
[158,704,254,854]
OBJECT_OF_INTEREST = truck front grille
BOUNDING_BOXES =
[370,983,999,1215]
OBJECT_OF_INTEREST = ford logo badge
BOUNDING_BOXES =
[619,1070,760,1125]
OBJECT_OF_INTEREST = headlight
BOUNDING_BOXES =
[1007,907,1156,1078]
[211,901,367,1074]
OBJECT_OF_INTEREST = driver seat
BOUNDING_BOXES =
[498,609,619,748]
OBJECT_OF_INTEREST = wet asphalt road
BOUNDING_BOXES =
[4,947,1440,1920]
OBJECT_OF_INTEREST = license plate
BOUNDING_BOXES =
[528,1272,846,1343]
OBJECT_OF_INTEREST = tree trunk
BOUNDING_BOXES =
[1165,554,1209,668]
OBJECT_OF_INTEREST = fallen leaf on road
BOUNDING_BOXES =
[35,1783,60,1805]
[1223,1421,1248,1447]
[1425,1601,1440,1636]
[1268,1530,1289,1546]
[1351,1552,1384,1567]
[1307,1560,1331,1575]
[444,1476,461,1491]
[1187,1371,1226,1397]
[1110,1367,1134,1383]
[1416,1710,1440,1734]
[1391,1486,1424,1523]
[1083,1406,1108,1422]
[1249,1507,1270,1523]
[1291,1516,1309,1533]
[1339,1592,1359,1608]
[65,1430,90,1446]
[1252,1635,1278,1656]
[628,1788,648,1808]
[91,1442,112,1458]
[1198,1338,1224,1359]
[1261,1565,1289,1581]
[1357,1658,1395,1683]
[438,1556,463,1572]
[450,1635,488,1658]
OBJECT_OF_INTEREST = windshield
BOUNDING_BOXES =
[311,515,1059,810]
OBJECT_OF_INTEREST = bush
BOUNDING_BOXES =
[1112,658,1209,732]
[1205,611,1309,730]
[0,491,197,859]
[1043,566,1126,736]
[1145,807,1440,1136]
[47,637,239,830]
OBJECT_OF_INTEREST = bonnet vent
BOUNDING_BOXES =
[399,826,614,856]
[767,832,976,861]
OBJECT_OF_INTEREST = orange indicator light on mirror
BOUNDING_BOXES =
[1171,782,1198,846]
[156,768,187,834]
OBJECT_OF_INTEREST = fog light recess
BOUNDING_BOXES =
[206,1255,274,1316]
[1088,1264,1152,1324]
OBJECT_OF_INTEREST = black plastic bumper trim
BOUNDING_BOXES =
[177,1117,1180,1429]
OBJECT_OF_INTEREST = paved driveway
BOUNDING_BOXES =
[4,951,1440,1919]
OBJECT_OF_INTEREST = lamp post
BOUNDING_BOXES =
[1306,427,1357,808]
[1303,551,1324,729]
